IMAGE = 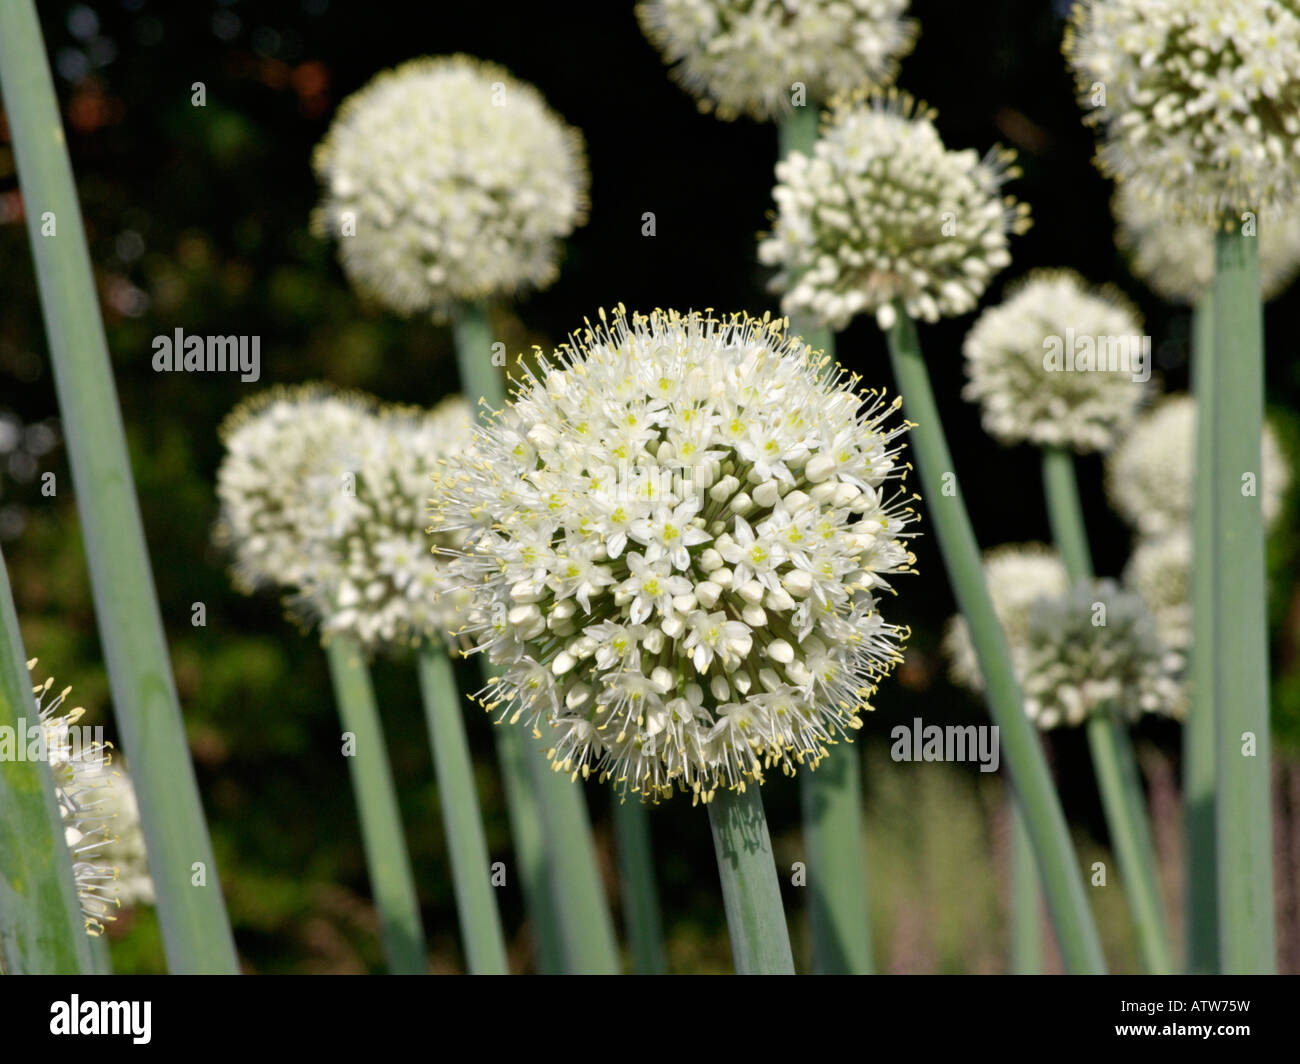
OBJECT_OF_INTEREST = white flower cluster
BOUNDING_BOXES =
[1123,531,1192,652]
[312,55,589,316]
[217,386,475,653]
[943,544,1068,693]
[1105,394,1290,536]
[636,0,918,121]
[759,92,1030,331]
[1020,580,1184,728]
[961,270,1150,453]
[1113,182,1300,304]
[431,307,917,802]
[1065,0,1300,221]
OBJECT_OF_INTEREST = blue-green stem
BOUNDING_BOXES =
[0,546,93,974]
[885,308,1105,973]
[0,0,238,973]
[1009,801,1042,973]
[416,645,508,974]
[325,638,427,973]
[1210,227,1275,973]
[707,785,796,974]
[612,794,667,974]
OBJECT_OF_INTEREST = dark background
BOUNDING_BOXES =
[2,0,1299,973]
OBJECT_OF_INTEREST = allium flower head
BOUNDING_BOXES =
[30,663,119,935]
[1114,182,1300,303]
[1124,531,1192,652]
[431,306,918,802]
[1020,580,1184,728]
[1105,394,1290,535]
[943,544,1068,692]
[759,91,1030,331]
[636,0,918,121]
[312,55,589,316]
[961,269,1149,453]
[1065,0,1300,221]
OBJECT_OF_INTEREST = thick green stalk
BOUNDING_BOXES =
[0,0,237,974]
[1211,227,1275,973]
[885,309,1105,973]
[416,646,508,974]
[1009,802,1042,973]
[1042,444,1173,973]
[0,548,93,974]
[800,746,873,973]
[611,795,668,974]
[1186,292,1219,973]
[707,786,796,974]
[777,105,834,361]
[325,638,427,973]
[452,301,506,417]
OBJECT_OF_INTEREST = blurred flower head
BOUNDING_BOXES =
[637,0,917,121]
[961,269,1150,453]
[759,90,1029,331]
[1105,394,1290,535]
[431,306,917,802]
[1123,531,1192,652]
[312,55,589,316]
[1065,0,1300,221]
[943,543,1068,692]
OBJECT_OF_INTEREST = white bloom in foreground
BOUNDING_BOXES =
[961,270,1149,453]
[313,55,588,316]
[943,544,1069,692]
[1105,395,1290,535]
[637,0,917,121]
[1065,0,1300,221]
[1020,581,1184,729]
[1124,532,1192,652]
[1113,182,1300,304]
[431,307,917,801]
[216,385,376,593]
[31,664,119,935]
[759,91,1030,331]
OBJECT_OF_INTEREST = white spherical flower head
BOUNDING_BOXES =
[1124,531,1192,652]
[637,0,918,121]
[432,307,918,802]
[1105,395,1290,535]
[759,92,1031,332]
[943,544,1069,692]
[1020,580,1184,729]
[299,397,478,651]
[30,663,119,935]
[216,385,377,594]
[1065,0,1300,221]
[1114,182,1300,303]
[961,270,1150,453]
[313,55,589,316]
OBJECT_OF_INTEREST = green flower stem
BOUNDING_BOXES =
[777,105,834,361]
[1042,443,1173,974]
[1186,292,1219,973]
[1210,228,1275,973]
[800,746,873,973]
[416,645,508,974]
[707,786,796,974]
[0,547,92,974]
[325,638,427,973]
[452,303,620,974]
[89,932,113,975]
[0,0,238,974]
[611,794,668,974]
[885,308,1105,973]
[1009,802,1042,974]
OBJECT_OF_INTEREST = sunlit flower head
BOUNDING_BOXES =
[431,306,918,802]
[961,269,1150,453]
[1114,182,1300,304]
[637,0,918,121]
[1065,0,1300,221]
[943,544,1068,692]
[1105,394,1290,535]
[1020,580,1184,728]
[1124,531,1192,652]
[312,55,589,316]
[759,90,1030,331]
